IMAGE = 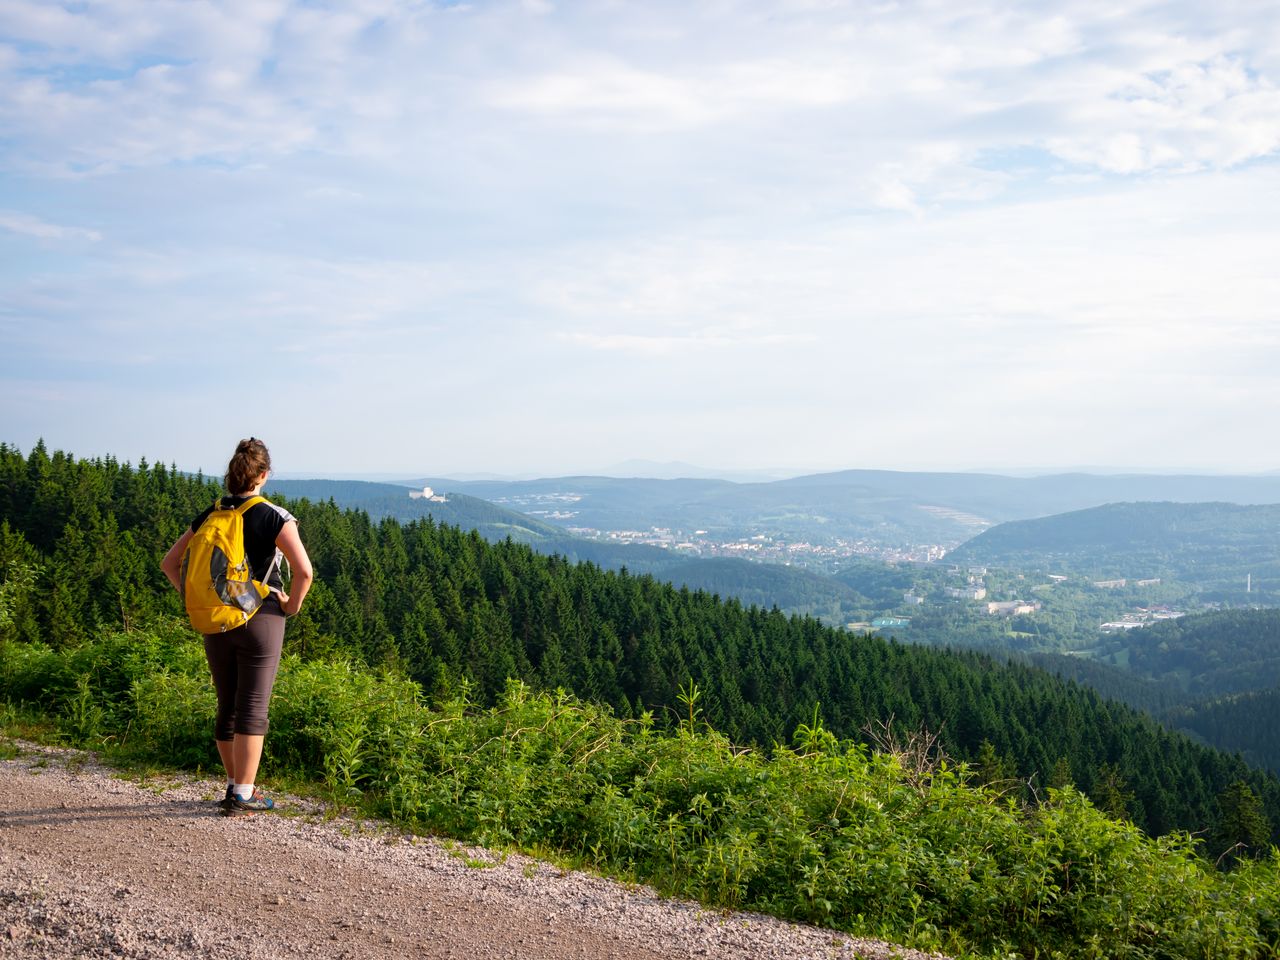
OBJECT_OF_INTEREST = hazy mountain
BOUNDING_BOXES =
[596,460,804,482]
[401,469,1280,552]
[776,470,1280,518]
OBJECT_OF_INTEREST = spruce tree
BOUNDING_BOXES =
[1212,780,1271,866]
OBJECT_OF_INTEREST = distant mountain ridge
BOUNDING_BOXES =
[404,470,1280,550]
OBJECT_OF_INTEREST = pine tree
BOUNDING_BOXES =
[1092,763,1136,821]
[1212,780,1271,866]
[975,739,1018,790]
[1048,756,1075,790]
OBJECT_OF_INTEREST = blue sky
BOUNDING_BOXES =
[2,1,1279,478]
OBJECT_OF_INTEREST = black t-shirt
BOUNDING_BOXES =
[189,495,296,591]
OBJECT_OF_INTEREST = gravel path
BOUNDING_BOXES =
[0,740,948,960]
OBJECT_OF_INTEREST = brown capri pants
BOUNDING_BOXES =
[203,596,286,741]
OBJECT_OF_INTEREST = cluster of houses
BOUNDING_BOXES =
[1092,577,1162,589]
[1100,605,1185,632]
[849,565,1192,636]
[943,566,992,602]
[910,565,1046,620]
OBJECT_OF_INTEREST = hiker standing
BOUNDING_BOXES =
[161,438,314,815]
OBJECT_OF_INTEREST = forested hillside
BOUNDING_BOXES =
[1022,644,1280,774]
[1168,689,1280,775]
[1020,652,1191,717]
[948,501,1280,601]
[2,442,1278,847]
[1115,609,1280,697]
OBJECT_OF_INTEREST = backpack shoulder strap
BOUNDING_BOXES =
[233,495,267,516]
[228,495,279,587]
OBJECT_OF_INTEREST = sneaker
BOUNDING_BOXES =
[217,784,234,811]
[221,787,275,817]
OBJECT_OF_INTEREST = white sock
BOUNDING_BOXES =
[234,783,255,800]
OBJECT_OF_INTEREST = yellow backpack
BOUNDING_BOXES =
[181,496,278,634]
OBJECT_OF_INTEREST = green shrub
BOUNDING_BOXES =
[3,626,1278,959]
[59,674,108,747]
[128,668,218,768]
[0,638,62,702]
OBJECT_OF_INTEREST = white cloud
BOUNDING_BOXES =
[559,329,815,356]
[0,210,101,242]
[2,0,1277,188]
[487,60,716,131]
[1045,55,1280,173]
[487,56,866,132]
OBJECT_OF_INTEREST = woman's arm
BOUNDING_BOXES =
[275,520,313,616]
[160,529,193,592]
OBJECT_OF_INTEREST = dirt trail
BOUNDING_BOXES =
[0,742,946,960]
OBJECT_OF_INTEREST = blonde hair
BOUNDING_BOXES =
[224,438,271,494]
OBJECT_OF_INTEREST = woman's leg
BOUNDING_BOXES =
[204,636,239,781]
[232,733,265,787]
[215,739,237,783]
[230,598,286,789]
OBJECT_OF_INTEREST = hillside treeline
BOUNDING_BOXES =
[1122,609,1280,697]
[2,441,1277,848]
[1168,690,1280,776]
[1025,646,1280,776]
[950,501,1280,600]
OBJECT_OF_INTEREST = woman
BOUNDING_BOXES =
[161,438,314,816]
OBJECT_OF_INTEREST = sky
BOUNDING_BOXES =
[2,1,1279,480]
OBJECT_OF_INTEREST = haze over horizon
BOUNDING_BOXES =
[276,459,1280,485]
[3,2,1279,478]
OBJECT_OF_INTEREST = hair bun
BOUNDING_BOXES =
[225,438,272,494]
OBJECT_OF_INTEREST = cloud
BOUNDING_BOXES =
[1044,55,1280,173]
[558,330,814,356]
[2,0,1277,190]
[0,210,101,242]
[486,56,865,132]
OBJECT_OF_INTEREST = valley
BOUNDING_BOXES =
[266,472,1280,775]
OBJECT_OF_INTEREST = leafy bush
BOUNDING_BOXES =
[129,668,218,767]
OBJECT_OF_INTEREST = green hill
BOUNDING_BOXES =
[1105,608,1280,698]
[1019,651,1191,716]
[1031,627,1280,775]
[948,501,1280,599]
